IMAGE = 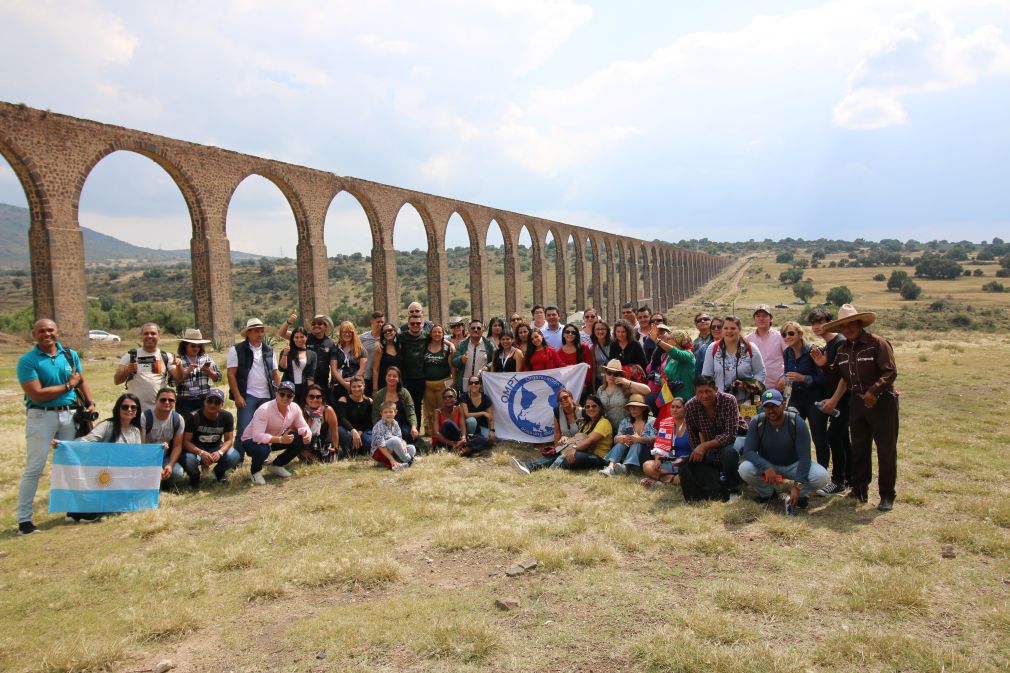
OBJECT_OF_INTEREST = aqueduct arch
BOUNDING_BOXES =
[0,102,731,346]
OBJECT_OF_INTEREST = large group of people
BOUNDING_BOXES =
[15,298,900,535]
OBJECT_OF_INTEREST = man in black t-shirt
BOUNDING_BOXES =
[181,389,241,485]
[277,313,341,402]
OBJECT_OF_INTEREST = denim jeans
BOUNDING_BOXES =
[719,436,747,494]
[337,427,373,455]
[179,448,242,484]
[559,451,608,471]
[604,442,648,467]
[242,435,307,475]
[163,453,186,487]
[235,394,271,452]
[738,459,831,497]
[464,417,490,438]
[19,408,77,522]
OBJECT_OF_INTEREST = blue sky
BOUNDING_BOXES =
[1,0,1008,255]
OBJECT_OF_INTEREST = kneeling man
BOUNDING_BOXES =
[739,390,829,509]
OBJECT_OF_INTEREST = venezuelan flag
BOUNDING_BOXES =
[49,441,162,513]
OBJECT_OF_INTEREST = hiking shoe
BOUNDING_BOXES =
[877,498,894,512]
[391,462,408,472]
[17,521,40,535]
[511,456,531,476]
[613,463,628,476]
[817,481,845,496]
[250,471,267,485]
[266,464,292,478]
[847,487,868,503]
[727,492,741,503]
[599,465,615,477]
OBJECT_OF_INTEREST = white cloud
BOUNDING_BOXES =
[834,11,1010,129]
[356,33,415,55]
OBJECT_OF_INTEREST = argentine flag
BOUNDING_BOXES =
[49,441,162,513]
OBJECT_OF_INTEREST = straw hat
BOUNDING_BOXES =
[310,314,334,334]
[240,318,266,337]
[625,393,649,409]
[821,304,876,332]
[179,328,210,344]
[603,358,625,374]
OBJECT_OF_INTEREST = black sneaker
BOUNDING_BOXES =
[755,494,775,504]
[17,521,40,535]
[796,496,809,509]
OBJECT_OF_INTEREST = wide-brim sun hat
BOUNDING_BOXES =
[625,393,649,408]
[821,304,876,332]
[180,328,211,344]
[310,314,334,334]
[603,358,625,374]
[240,318,266,337]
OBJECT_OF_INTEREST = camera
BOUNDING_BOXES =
[75,408,100,422]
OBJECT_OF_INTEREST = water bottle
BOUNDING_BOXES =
[782,493,794,516]
[815,400,841,418]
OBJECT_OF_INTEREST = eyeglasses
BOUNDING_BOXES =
[311,321,327,326]
[470,326,483,331]
[510,317,522,322]
[711,324,723,330]
[409,322,421,327]
[277,391,295,399]
[158,397,176,404]
[469,381,481,386]
[307,394,323,399]
[120,404,138,411]
[783,331,798,337]
[206,398,223,406]
[409,310,422,315]
[564,330,578,335]
[584,403,599,409]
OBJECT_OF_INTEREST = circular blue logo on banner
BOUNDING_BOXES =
[507,374,563,438]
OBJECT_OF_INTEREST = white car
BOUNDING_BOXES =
[88,329,121,342]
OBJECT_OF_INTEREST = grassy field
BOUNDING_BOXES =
[1,255,1009,673]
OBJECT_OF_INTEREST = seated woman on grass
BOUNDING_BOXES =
[510,387,581,474]
[641,396,691,488]
[511,394,612,474]
[431,387,468,453]
[371,400,417,471]
[55,392,143,523]
[300,383,340,463]
[600,393,656,476]
[335,375,373,458]
[371,366,421,445]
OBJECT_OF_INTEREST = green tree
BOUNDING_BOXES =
[887,270,909,291]
[826,286,854,306]
[775,251,795,263]
[872,273,886,281]
[915,256,963,279]
[448,298,469,315]
[900,280,922,300]
[779,268,803,284]
[792,280,816,302]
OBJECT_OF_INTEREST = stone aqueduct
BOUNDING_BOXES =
[0,102,729,346]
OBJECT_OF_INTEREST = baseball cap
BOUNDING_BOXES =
[760,389,784,407]
[753,304,772,317]
[206,388,225,401]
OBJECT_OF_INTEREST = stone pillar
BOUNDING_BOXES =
[427,246,448,326]
[31,222,88,348]
[617,247,628,309]
[503,244,519,320]
[296,238,329,323]
[470,246,488,322]
[573,249,586,312]
[606,256,617,325]
[627,255,638,308]
[531,245,545,306]
[372,243,398,322]
[652,257,662,311]
[641,255,652,306]
[591,254,602,319]
[554,245,568,315]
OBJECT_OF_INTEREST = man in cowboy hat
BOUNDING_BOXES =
[227,318,281,442]
[277,312,340,401]
[810,304,898,511]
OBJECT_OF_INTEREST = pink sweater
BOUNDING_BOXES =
[241,399,311,444]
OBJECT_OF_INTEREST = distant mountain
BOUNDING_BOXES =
[0,203,264,268]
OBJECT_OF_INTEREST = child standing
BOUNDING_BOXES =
[371,400,417,471]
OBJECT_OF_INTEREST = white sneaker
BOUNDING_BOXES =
[727,492,741,503]
[613,463,628,476]
[599,465,615,477]
[511,456,531,476]
[250,471,267,485]
[391,462,408,472]
[266,464,292,478]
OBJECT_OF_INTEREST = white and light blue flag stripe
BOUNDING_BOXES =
[49,441,162,513]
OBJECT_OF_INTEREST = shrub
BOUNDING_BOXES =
[826,286,854,306]
[775,251,795,263]
[887,270,909,291]
[872,273,886,281]
[900,280,922,300]
[779,268,803,285]
[793,280,816,302]
[982,281,1006,293]
[973,268,984,277]
[997,269,1010,278]
[449,298,469,315]
[915,256,963,280]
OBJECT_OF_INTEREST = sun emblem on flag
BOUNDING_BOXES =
[96,470,113,488]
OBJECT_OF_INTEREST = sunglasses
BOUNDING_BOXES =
[277,391,295,399]
[584,403,599,409]
[469,381,481,385]
[383,329,395,334]
[311,321,327,326]
[783,331,798,337]
[650,318,662,323]
[564,330,578,335]
[158,397,176,404]
[606,371,618,376]
[711,324,723,330]
[120,405,138,411]
[558,395,572,402]
[307,394,323,399]
[206,398,223,406]
[470,326,482,331]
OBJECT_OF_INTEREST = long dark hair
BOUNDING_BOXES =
[591,320,612,348]
[612,319,634,344]
[302,383,327,423]
[580,393,605,436]
[486,317,505,340]
[383,365,403,392]
[561,323,587,363]
[177,340,206,357]
[108,393,142,443]
[379,322,399,350]
[515,322,531,347]
[288,326,309,355]
[525,326,545,361]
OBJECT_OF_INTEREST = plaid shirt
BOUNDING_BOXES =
[176,354,220,400]
[685,391,746,453]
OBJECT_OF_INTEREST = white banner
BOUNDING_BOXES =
[481,363,590,443]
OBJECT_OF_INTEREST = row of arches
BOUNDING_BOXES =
[0,102,729,345]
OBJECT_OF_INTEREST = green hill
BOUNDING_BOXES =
[0,203,262,268]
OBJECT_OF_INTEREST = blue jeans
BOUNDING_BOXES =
[163,453,186,487]
[242,436,307,475]
[19,408,77,522]
[604,442,648,467]
[337,427,373,455]
[235,394,271,452]
[738,460,831,497]
[179,448,242,484]
[559,451,608,471]
[464,417,490,438]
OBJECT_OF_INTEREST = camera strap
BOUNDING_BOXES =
[62,349,89,409]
